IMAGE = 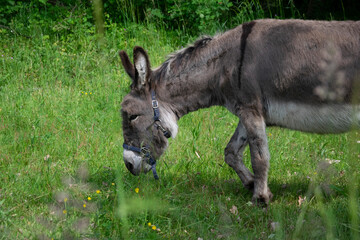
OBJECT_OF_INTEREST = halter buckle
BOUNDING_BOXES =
[140,147,151,157]
[152,100,159,109]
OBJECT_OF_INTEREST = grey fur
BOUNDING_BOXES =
[120,19,360,204]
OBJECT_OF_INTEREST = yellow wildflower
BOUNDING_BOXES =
[63,210,67,214]
[64,198,68,203]
[96,190,101,194]
[152,225,156,230]
[135,188,139,193]
[83,204,86,208]
[111,183,115,186]
[148,222,152,226]
[87,197,92,201]
[85,92,88,95]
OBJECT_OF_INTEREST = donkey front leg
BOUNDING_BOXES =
[225,120,254,189]
[240,109,273,205]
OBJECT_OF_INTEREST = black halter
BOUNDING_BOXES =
[123,90,171,180]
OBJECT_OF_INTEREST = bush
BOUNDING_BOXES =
[0,0,93,38]
[1,0,359,39]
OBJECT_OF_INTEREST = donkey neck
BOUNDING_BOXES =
[155,55,231,118]
[153,28,242,119]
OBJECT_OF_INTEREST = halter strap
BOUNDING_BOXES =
[122,144,141,153]
[151,90,171,138]
[151,90,160,121]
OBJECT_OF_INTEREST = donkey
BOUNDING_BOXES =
[119,19,360,204]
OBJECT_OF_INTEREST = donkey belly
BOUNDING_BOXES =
[265,99,360,134]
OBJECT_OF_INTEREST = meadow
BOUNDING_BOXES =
[1,2,360,239]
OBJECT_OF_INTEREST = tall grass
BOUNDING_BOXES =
[0,1,359,239]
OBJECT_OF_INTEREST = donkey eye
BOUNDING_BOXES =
[129,115,139,121]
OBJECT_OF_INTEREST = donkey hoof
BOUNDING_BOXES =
[252,191,273,206]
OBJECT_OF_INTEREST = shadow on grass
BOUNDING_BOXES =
[80,163,357,239]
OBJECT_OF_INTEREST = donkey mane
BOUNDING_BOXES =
[153,36,214,81]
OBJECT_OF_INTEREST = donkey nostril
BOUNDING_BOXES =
[125,161,134,172]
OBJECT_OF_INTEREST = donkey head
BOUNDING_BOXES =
[119,47,177,176]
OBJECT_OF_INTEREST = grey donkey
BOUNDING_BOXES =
[119,19,360,204]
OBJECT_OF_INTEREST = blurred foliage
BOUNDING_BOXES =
[1,0,360,36]
[292,0,360,20]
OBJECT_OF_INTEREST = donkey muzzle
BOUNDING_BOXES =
[123,149,152,175]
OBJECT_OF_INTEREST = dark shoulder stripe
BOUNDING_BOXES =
[238,21,256,88]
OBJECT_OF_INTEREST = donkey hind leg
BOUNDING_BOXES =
[225,121,254,190]
[240,111,273,205]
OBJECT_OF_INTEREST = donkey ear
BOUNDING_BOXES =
[133,46,151,88]
[119,50,135,80]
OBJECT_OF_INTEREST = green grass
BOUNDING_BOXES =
[1,18,359,239]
